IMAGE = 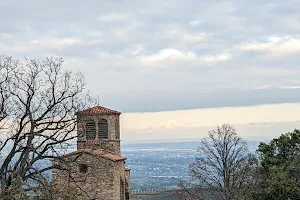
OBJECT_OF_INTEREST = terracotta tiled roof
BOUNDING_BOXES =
[77,106,121,116]
[60,149,126,162]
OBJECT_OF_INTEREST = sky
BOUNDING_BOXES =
[1,0,300,143]
[121,103,300,143]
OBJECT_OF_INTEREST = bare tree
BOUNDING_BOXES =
[173,181,204,200]
[0,56,95,198]
[186,124,256,200]
[0,56,15,129]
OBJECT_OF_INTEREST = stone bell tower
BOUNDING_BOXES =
[76,106,121,155]
[52,106,130,200]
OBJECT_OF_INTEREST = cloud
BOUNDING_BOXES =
[254,84,300,90]
[138,48,231,67]
[0,35,82,55]
[183,33,206,44]
[189,20,204,27]
[30,37,80,49]
[240,37,300,55]
[1,0,300,112]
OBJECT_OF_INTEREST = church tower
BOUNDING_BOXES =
[52,106,130,200]
[76,106,121,154]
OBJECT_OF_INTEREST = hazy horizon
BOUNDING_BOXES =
[121,102,300,144]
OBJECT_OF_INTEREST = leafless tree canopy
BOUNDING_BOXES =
[0,56,95,198]
[188,124,255,200]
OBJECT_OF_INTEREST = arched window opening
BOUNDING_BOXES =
[98,119,108,139]
[85,121,96,140]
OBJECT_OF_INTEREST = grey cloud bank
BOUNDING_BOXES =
[1,0,300,112]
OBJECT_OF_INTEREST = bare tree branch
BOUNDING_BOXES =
[0,56,96,198]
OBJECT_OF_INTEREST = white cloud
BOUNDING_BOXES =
[189,20,203,27]
[0,36,82,54]
[30,37,80,48]
[138,48,231,67]
[254,84,300,90]
[280,85,300,89]
[183,33,206,43]
[123,44,144,56]
[240,37,300,55]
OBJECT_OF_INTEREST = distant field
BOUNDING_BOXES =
[131,177,180,191]
[122,141,260,190]
[131,191,177,200]
[131,188,215,200]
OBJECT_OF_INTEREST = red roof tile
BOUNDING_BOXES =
[60,149,126,162]
[77,106,121,116]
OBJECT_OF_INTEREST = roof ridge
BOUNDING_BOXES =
[59,149,126,161]
[77,106,121,116]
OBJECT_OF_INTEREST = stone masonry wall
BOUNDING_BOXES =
[77,114,121,155]
[53,153,126,200]
[125,168,131,199]
[77,140,121,155]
